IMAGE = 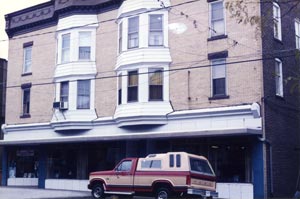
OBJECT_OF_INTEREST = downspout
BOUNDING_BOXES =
[258,137,273,196]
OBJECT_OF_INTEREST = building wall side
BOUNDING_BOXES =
[5,26,57,125]
[260,1,300,197]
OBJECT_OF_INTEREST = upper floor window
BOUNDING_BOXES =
[118,74,122,105]
[211,59,226,97]
[23,42,33,74]
[77,80,91,109]
[128,17,139,49]
[119,22,123,53]
[273,2,282,40]
[61,33,71,63]
[275,58,283,97]
[60,81,69,103]
[128,71,138,102]
[149,68,163,100]
[149,15,163,46]
[78,32,91,60]
[295,19,300,49]
[210,1,225,37]
[21,83,31,117]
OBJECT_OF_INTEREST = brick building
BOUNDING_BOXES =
[1,0,300,198]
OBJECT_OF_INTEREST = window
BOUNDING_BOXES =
[176,154,181,167]
[22,87,31,116]
[210,1,225,37]
[60,82,69,103]
[141,160,162,169]
[23,43,32,74]
[273,2,282,40]
[275,58,283,97]
[116,160,132,172]
[61,33,70,63]
[169,154,174,167]
[119,22,123,53]
[78,32,91,60]
[149,69,163,100]
[128,71,138,102]
[128,17,139,49]
[295,19,300,49]
[149,15,163,46]
[211,59,226,96]
[77,80,91,109]
[118,75,122,105]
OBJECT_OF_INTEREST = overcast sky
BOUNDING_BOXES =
[0,0,49,60]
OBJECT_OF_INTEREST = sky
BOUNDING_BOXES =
[0,0,49,60]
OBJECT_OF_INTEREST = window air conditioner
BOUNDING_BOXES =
[53,101,68,110]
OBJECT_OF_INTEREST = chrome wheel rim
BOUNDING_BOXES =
[93,186,103,198]
[158,190,168,199]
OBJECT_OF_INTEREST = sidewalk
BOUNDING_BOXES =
[0,186,91,199]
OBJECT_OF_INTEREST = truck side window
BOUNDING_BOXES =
[176,154,181,167]
[169,154,174,167]
[116,160,132,171]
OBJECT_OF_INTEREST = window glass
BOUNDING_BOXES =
[275,59,283,96]
[128,71,138,102]
[79,32,91,60]
[190,157,214,175]
[22,88,30,115]
[210,1,225,37]
[169,154,174,167]
[295,19,300,49]
[61,33,70,63]
[117,160,132,171]
[176,154,181,167]
[118,75,122,105]
[23,46,32,74]
[60,82,69,103]
[212,59,226,96]
[141,160,161,169]
[149,15,163,46]
[273,3,281,40]
[119,22,123,53]
[128,17,139,48]
[77,80,91,109]
[149,69,163,100]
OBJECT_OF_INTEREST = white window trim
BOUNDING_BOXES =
[209,0,226,38]
[275,58,283,97]
[273,2,282,41]
[210,58,227,97]
[295,18,300,49]
[23,46,32,74]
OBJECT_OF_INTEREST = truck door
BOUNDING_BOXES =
[109,159,134,192]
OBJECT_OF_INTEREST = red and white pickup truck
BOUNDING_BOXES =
[88,152,218,199]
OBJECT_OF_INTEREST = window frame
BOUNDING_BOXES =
[295,19,300,49]
[60,81,69,103]
[149,68,164,101]
[273,2,282,41]
[211,58,227,97]
[23,44,33,75]
[275,58,283,97]
[128,16,139,49]
[78,31,92,60]
[149,14,164,46]
[77,80,91,109]
[61,33,71,63]
[127,70,139,102]
[209,0,225,38]
[22,87,31,116]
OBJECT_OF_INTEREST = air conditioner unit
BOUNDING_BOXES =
[53,101,68,110]
[59,101,68,110]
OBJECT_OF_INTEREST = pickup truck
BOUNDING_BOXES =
[88,152,218,199]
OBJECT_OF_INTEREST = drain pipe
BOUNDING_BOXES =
[258,137,273,196]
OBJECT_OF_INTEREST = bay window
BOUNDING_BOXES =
[128,17,139,49]
[77,80,91,109]
[149,15,163,46]
[78,32,91,60]
[118,74,122,104]
[119,22,123,53]
[60,82,69,103]
[127,71,138,102]
[149,68,163,100]
[61,33,70,63]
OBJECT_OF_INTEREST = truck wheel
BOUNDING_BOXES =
[156,187,170,199]
[92,184,105,199]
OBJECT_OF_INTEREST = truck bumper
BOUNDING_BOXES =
[187,188,218,198]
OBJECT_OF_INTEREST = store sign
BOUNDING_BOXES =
[17,150,34,157]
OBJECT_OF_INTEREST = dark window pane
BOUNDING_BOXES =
[176,154,181,167]
[128,87,138,102]
[23,89,30,115]
[169,154,174,167]
[213,78,226,96]
[128,71,138,102]
[149,85,163,100]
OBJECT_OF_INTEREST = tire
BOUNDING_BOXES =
[156,187,171,199]
[91,184,105,199]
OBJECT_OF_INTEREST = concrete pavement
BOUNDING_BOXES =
[0,186,91,199]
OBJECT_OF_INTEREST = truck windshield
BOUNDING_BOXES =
[189,157,214,175]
